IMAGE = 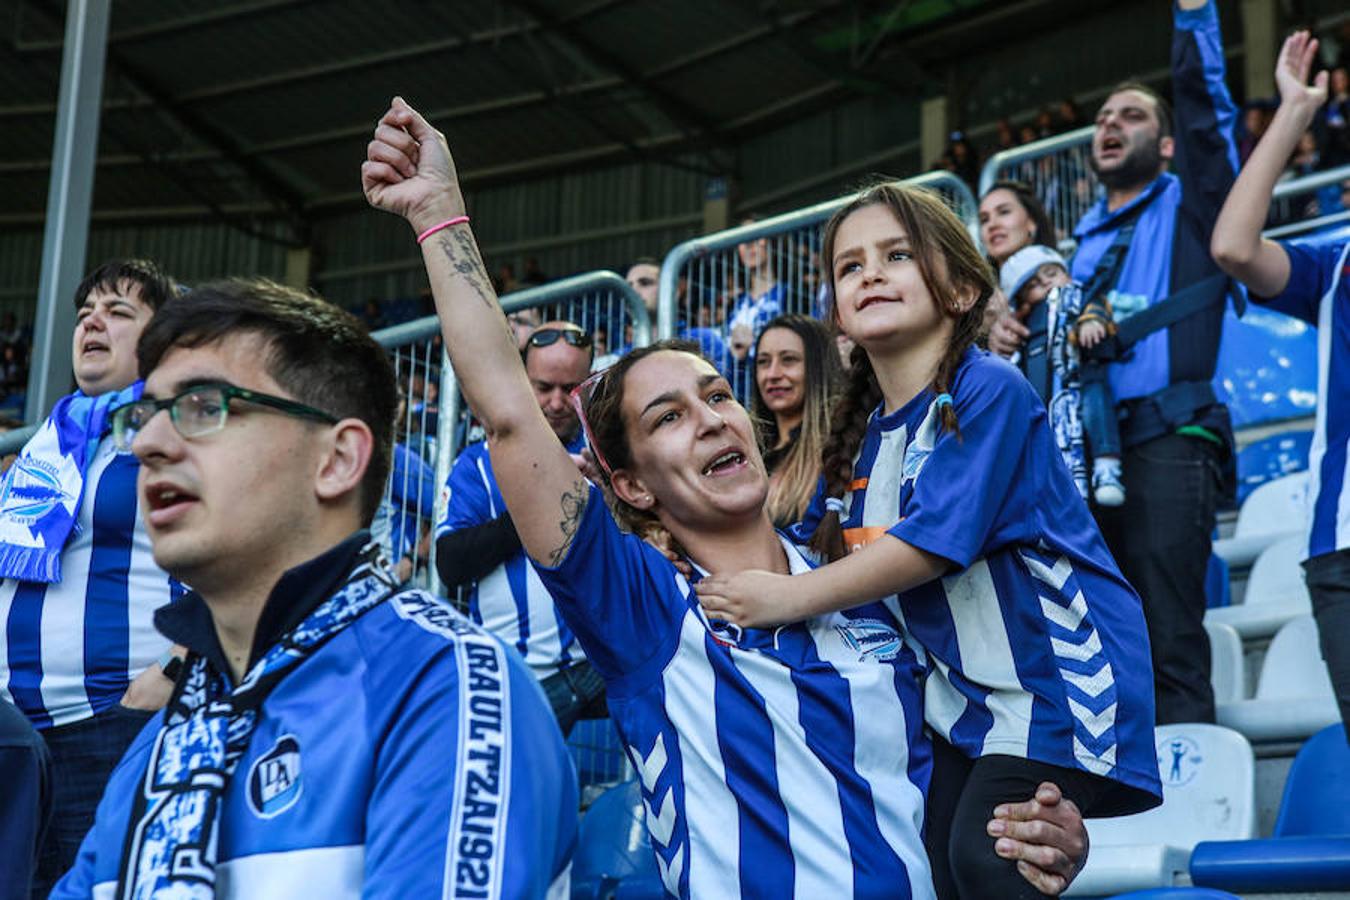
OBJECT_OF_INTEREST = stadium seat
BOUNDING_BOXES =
[1108,890,1240,899]
[1203,621,1244,704]
[1064,724,1255,897]
[1234,430,1313,506]
[1205,533,1309,639]
[570,780,663,900]
[1203,553,1229,610]
[1216,615,1340,743]
[1211,472,1305,569]
[1190,725,1350,892]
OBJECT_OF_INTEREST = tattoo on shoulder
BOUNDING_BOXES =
[435,230,496,308]
[548,481,589,566]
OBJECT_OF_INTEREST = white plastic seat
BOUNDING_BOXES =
[1204,621,1245,704]
[1216,615,1340,742]
[1212,472,1306,568]
[1066,723,1256,897]
[1205,533,1310,639]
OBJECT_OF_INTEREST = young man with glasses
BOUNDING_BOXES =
[53,280,576,899]
[0,259,182,897]
[436,321,608,734]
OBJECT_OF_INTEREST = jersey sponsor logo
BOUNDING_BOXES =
[247,734,303,818]
[833,618,904,663]
[0,457,72,522]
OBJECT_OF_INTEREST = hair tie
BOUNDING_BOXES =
[824,497,846,514]
[935,392,953,410]
[416,215,471,244]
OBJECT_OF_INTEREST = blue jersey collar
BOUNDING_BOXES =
[155,529,371,679]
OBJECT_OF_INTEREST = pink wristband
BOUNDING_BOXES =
[416,215,470,244]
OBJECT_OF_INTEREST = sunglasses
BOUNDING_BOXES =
[527,328,591,350]
[568,369,613,478]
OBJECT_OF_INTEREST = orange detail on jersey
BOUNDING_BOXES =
[849,477,869,491]
[843,525,891,554]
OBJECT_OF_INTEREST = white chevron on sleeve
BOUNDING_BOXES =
[1068,698,1118,739]
[1063,660,1114,699]
[631,734,667,793]
[1039,590,1088,632]
[1050,627,1102,663]
[1021,552,1074,592]
[1074,738,1117,775]
[644,787,677,847]
[656,845,685,896]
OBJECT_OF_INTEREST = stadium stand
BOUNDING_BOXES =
[1217,616,1340,744]
[1205,621,1246,705]
[570,780,662,900]
[1206,533,1311,639]
[1065,724,1256,897]
[1212,471,1308,569]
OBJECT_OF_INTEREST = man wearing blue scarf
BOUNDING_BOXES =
[52,279,576,899]
[0,260,182,896]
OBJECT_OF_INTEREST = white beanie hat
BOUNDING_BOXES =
[999,245,1067,301]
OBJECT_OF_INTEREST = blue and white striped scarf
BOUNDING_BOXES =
[115,543,400,900]
[0,383,143,583]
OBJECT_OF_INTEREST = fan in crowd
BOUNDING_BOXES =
[1211,29,1350,740]
[750,314,844,527]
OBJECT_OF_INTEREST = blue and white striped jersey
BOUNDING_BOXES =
[0,434,176,730]
[798,350,1161,814]
[51,589,577,900]
[1266,238,1350,560]
[438,438,586,677]
[537,486,934,899]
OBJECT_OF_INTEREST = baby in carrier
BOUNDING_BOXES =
[1000,245,1125,507]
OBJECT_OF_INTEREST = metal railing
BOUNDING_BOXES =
[655,169,977,398]
[978,125,1096,252]
[0,423,38,457]
[429,270,651,596]
[978,125,1350,247]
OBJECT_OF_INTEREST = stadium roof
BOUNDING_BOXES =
[1,0,1118,242]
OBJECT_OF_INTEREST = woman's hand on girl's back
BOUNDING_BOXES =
[695,570,804,628]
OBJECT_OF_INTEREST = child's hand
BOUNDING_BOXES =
[695,570,803,627]
[1077,320,1107,348]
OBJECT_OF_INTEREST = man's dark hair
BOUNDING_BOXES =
[1102,80,1174,140]
[136,278,398,526]
[74,259,178,312]
[628,256,660,269]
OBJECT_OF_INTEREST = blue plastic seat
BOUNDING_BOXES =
[571,780,662,900]
[1110,889,1240,899]
[1191,725,1350,891]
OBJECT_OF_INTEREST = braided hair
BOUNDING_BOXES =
[808,182,996,562]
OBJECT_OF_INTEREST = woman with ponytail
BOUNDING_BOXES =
[697,181,1162,900]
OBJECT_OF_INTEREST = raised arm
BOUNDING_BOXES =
[362,98,589,566]
[1211,31,1328,297]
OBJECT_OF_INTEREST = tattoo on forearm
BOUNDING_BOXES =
[548,481,588,566]
[435,229,495,308]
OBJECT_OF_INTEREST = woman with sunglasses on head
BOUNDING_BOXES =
[752,314,844,528]
[364,97,1089,899]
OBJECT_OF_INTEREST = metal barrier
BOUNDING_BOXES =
[978,126,1350,248]
[655,169,977,398]
[978,125,1097,252]
[0,423,38,457]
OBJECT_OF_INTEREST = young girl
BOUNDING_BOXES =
[364,100,1092,900]
[697,182,1162,900]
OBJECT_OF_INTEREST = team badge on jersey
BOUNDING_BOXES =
[247,734,303,818]
[833,618,904,662]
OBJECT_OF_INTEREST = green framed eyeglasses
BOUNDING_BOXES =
[110,382,339,452]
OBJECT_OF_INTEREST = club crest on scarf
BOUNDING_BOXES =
[116,545,400,900]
